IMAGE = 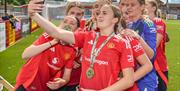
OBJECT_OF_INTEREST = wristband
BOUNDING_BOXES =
[49,41,52,47]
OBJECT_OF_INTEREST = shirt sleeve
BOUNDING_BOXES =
[155,20,165,36]
[33,33,52,45]
[124,36,145,58]
[119,40,134,69]
[65,48,76,69]
[143,22,156,61]
[131,38,145,58]
[73,31,87,48]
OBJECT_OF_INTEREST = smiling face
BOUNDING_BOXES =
[92,0,112,20]
[119,0,145,20]
[97,4,120,32]
[60,16,79,32]
[67,7,84,20]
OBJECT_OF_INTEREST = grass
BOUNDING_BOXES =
[164,20,180,91]
[0,20,180,91]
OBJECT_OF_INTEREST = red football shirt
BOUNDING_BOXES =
[153,18,168,72]
[74,31,134,90]
[124,36,145,91]
[15,32,75,91]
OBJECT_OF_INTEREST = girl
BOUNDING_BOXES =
[146,0,168,90]
[65,1,85,29]
[58,1,85,91]
[85,0,112,31]
[15,16,80,91]
[28,1,135,90]
[119,0,157,91]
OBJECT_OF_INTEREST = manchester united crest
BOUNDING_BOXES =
[107,42,115,49]
[64,53,70,60]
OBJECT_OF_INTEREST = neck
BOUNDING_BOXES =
[99,26,114,36]
[149,13,156,20]
[130,14,142,22]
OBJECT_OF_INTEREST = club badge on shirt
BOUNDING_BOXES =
[64,53,71,61]
[107,42,115,49]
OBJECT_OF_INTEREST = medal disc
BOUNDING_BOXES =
[86,67,94,79]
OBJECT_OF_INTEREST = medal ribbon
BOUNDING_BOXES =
[90,32,115,68]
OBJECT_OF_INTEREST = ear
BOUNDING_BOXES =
[152,6,156,12]
[112,17,119,24]
[141,5,145,12]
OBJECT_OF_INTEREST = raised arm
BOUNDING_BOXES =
[28,0,75,44]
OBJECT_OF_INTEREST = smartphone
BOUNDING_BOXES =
[35,0,45,4]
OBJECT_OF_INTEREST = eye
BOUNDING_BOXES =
[76,13,82,16]
[70,12,75,15]
[63,20,67,23]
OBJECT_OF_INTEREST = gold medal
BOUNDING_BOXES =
[86,67,94,79]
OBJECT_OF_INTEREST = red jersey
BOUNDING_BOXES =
[80,19,86,29]
[74,31,134,90]
[61,47,82,86]
[15,32,75,91]
[124,36,145,91]
[153,18,168,72]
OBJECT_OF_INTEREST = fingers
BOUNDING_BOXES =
[73,61,81,69]
[46,82,60,90]
[28,0,44,16]
[54,78,66,83]
[29,0,44,4]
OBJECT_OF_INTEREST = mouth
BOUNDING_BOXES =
[97,18,103,23]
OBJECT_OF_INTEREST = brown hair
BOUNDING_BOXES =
[119,0,145,5]
[108,4,126,32]
[65,1,84,15]
[137,0,145,5]
[146,0,158,17]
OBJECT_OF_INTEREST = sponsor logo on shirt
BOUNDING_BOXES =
[52,58,58,64]
[47,58,61,70]
[127,55,133,62]
[88,40,93,45]
[85,57,108,65]
[43,33,49,39]
[133,43,143,52]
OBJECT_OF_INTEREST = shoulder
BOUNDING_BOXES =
[142,18,155,28]
[153,18,166,25]
[112,34,132,49]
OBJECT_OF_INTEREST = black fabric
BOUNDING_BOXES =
[157,71,168,91]
[16,85,27,91]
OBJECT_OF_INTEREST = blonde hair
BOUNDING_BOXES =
[65,1,84,15]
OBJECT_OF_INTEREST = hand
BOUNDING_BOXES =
[73,61,81,69]
[28,0,44,16]
[46,78,66,90]
[51,39,59,45]
[120,29,141,40]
